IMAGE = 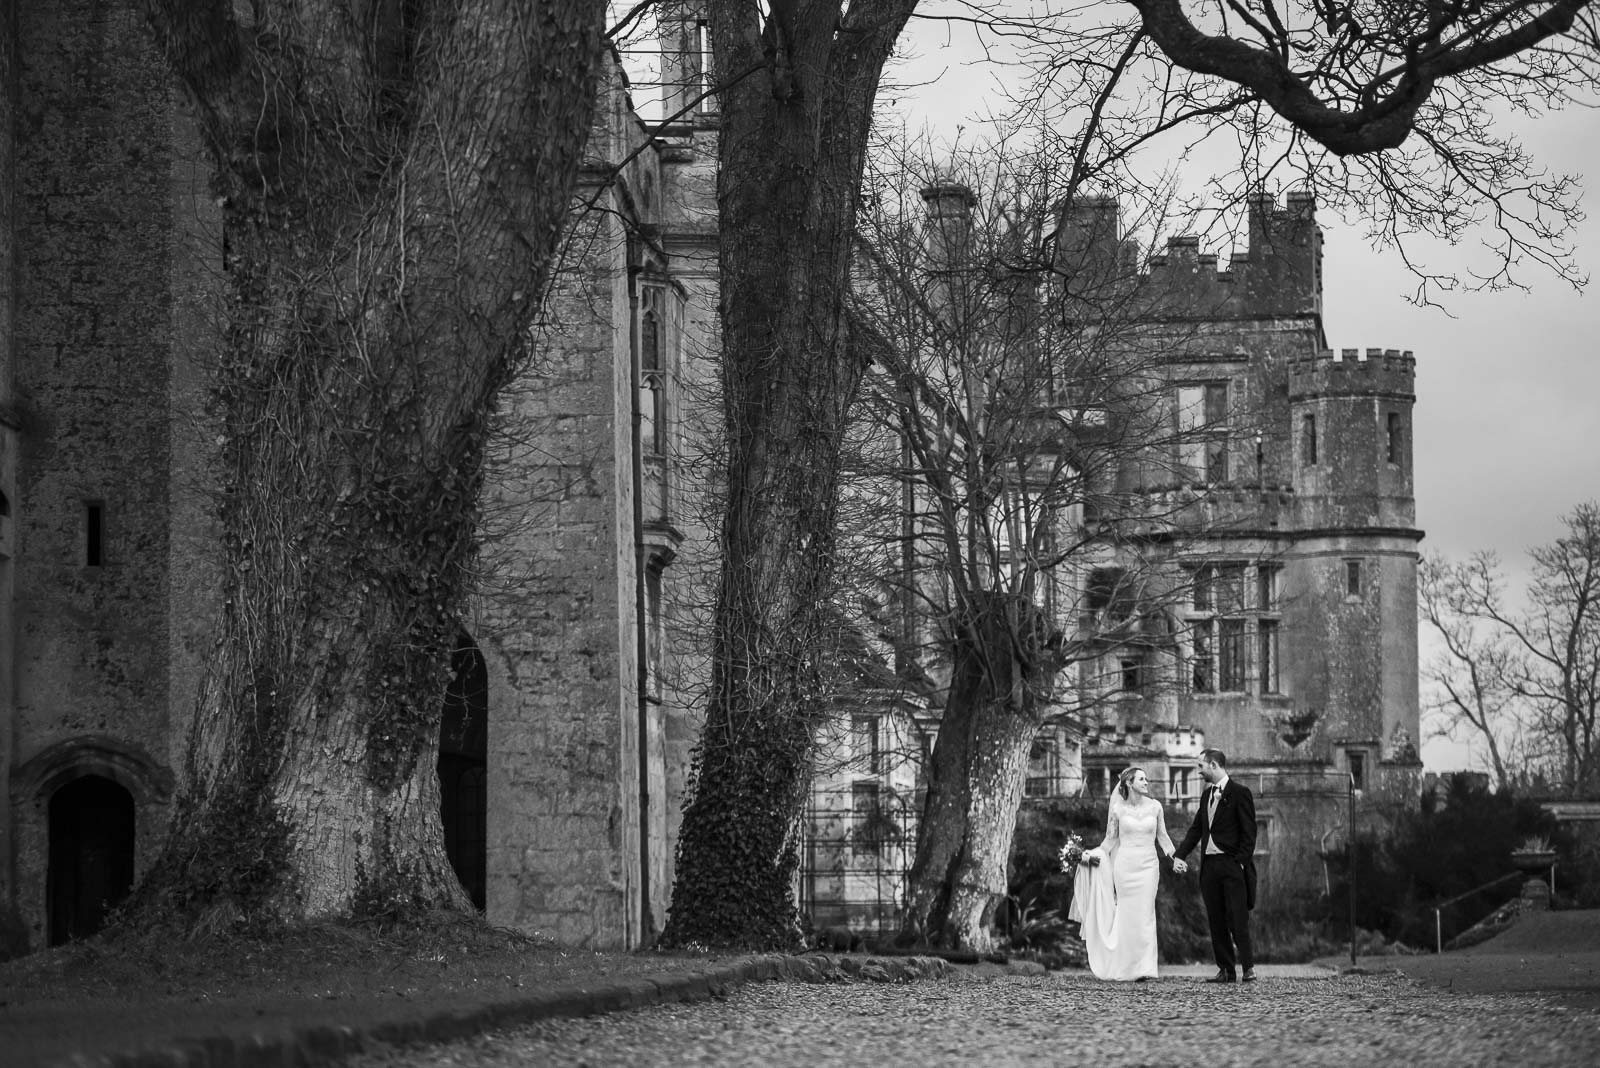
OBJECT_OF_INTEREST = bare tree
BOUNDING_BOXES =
[1420,552,1530,791]
[662,0,1596,948]
[129,0,607,927]
[837,134,1277,949]
[1421,503,1600,796]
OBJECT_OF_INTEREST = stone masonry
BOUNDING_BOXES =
[0,2,722,954]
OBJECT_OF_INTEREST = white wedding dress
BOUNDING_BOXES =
[1068,795,1174,981]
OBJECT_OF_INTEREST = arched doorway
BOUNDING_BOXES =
[438,631,488,910]
[48,775,135,945]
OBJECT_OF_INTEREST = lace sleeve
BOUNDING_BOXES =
[1102,799,1121,852]
[1154,800,1176,859]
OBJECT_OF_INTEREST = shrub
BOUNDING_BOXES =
[1321,773,1573,947]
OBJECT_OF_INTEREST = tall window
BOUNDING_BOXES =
[1089,566,1133,622]
[1218,618,1246,691]
[1177,382,1229,484]
[1302,413,1318,464]
[1258,619,1280,694]
[1214,563,1246,612]
[1192,624,1214,693]
[1386,412,1403,466]
[85,502,104,567]
[1120,657,1144,692]
[1256,565,1280,611]
[1346,559,1364,598]
[852,714,882,775]
[1347,750,1367,792]
[645,565,664,701]
[638,286,668,456]
[1190,560,1284,695]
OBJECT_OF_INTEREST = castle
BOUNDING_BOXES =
[1,1,1419,953]
[1052,192,1425,908]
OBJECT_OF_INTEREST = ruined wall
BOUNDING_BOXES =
[6,0,192,950]
[474,62,658,948]
[0,0,22,953]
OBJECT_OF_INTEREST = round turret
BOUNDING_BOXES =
[1288,348,1416,530]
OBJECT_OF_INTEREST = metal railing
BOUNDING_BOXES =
[1430,871,1527,954]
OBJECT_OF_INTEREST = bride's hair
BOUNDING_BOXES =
[1116,766,1140,801]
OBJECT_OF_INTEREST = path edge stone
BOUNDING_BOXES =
[46,954,952,1068]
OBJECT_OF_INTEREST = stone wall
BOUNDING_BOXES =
[1,0,21,953]
[5,0,195,950]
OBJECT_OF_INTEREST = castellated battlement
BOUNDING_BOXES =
[1287,348,1416,399]
[1055,192,1322,320]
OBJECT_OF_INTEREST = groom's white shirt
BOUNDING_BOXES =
[1204,774,1230,854]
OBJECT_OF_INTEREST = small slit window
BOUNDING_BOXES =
[1386,412,1402,466]
[1345,559,1362,598]
[1302,413,1318,465]
[85,502,104,567]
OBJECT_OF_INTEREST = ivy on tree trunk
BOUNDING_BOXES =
[660,0,919,950]
[128,0,606,927]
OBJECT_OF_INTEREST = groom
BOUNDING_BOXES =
[1173,748,1257,983]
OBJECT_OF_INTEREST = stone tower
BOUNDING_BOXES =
[1053,192,1423,909]
[1284,349,1421,786]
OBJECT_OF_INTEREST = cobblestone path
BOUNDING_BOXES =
[352,971,1600,1068]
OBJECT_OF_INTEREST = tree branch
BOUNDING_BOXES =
[1129,0,1590,155]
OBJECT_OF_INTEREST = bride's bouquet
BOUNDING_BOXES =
[1059,833,1097,872]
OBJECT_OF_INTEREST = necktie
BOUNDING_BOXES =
[1205,786,1221,853]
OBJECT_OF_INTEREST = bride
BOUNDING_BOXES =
[1068,766,1181,981]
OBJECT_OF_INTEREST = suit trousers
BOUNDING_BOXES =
[1199,854,1253,973]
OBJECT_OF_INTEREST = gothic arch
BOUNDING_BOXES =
[13,734,174,814]
[13,736,174,947]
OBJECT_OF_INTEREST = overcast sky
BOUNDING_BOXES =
[625,11,1597,773]
[876,15,1599,774]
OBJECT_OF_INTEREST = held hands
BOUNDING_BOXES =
[1081,849,1103,867]
[1170,858,1188,874]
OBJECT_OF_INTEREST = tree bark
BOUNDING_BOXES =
[129,0,606,926]
[902,592,1055,951]
[660,0,917,949]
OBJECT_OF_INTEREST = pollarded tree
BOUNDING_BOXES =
[844,141,1263,949]
[663,0,1596,948]
[129,1,607,926]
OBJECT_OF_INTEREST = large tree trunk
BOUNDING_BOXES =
[903,592,1059,951]
[660,0,917,949]
[129,0,605,926]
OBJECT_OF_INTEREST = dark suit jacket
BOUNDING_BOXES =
[1177,778,1259,908]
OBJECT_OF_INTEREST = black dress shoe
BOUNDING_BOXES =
[1241,967,1257,983]
[1204,970,1237,983]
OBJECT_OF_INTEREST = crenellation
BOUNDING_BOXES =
[1057,191,1321,320]
[1287,347,1416,400]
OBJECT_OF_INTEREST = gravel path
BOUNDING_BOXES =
[352,971,1600,1068]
